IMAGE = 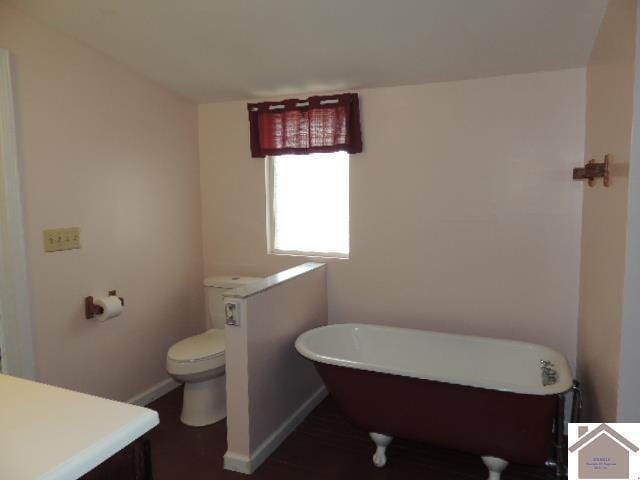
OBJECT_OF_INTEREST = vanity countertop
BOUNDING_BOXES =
[0,373,159,480]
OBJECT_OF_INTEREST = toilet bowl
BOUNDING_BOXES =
[166,275,260,427]
[166,328,226,426]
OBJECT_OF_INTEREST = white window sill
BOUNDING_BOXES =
[269,250,349,261]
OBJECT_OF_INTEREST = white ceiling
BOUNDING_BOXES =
[10,0,608,103]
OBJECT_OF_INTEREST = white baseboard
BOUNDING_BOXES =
[224,385,327,474]
[127,377,180,406]
[223,452,251,474]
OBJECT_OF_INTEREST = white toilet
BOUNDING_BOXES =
[166,275,260,427]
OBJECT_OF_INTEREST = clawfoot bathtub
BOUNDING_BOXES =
[295,324,572,480]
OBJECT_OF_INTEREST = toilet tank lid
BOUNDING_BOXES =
[203,276,262,288]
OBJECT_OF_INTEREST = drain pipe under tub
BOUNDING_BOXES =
[546,380,582,478]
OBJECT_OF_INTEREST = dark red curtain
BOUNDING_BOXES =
[247,93,362,158]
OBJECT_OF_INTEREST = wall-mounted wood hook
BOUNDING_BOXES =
[85,290,125,320]
[573,154,611,187]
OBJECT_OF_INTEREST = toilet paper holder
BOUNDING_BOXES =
[85,290,125,320]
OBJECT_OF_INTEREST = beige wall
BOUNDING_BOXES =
[618,0,640,422]
[246,266,326,453]
[0,2,204,400]
[199,69,586,367]
[224,263,327,473]
[577,0,637,422]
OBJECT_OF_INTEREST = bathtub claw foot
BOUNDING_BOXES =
[369,432,393,468]
[481,456,509,480]
[373,449,386,468]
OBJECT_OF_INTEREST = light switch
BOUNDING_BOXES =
[43,227,81,252]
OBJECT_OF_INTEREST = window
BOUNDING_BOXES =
[267,151,349,258]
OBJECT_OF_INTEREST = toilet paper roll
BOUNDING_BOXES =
[95,295,124,322]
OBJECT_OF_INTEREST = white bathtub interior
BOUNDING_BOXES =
[296,323,572,395]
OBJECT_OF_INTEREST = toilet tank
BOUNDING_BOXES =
[203,276,261,329]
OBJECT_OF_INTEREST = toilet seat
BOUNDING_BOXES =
[166,328,225,376]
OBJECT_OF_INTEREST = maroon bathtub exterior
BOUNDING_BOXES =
[314,362,558,466]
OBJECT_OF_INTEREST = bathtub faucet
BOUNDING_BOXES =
[540,360,558,386]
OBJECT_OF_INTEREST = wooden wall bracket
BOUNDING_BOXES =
[573,154,611,187]
[85,290,124,320]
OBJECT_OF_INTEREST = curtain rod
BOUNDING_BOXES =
[249,98,340,112]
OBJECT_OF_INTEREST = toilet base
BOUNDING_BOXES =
[180,374,226,427]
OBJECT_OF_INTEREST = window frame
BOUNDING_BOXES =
[265,153,350,260]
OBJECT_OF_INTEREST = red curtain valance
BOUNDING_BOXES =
[247,93,362,158]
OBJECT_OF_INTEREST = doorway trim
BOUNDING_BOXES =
[0,48,36,379]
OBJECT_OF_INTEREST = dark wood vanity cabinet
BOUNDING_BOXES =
[81,437,152,480]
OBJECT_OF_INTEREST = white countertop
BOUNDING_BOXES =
[0,374,159,480]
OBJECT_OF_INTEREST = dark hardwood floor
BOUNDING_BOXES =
[148,387,555,480]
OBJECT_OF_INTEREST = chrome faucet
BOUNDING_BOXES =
[540,360,558,386]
